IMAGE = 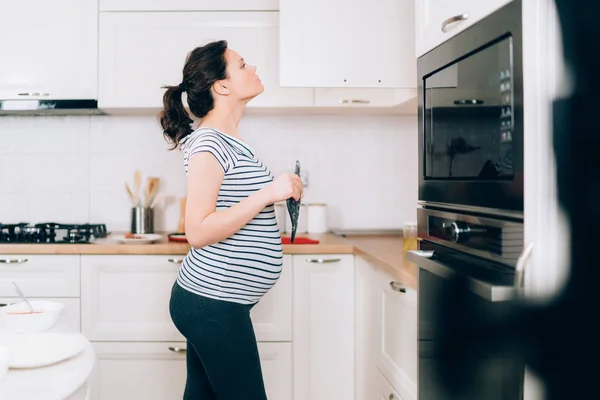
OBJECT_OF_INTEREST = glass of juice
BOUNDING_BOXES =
[403,222,418,252]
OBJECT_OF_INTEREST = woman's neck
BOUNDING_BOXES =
[199,100,246,140]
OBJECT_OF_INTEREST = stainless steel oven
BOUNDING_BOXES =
[417,0,523,215]
[409,205,527,400]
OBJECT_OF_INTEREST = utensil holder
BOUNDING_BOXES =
[131,207,154,234]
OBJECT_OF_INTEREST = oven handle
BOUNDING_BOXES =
[406,251,522,302]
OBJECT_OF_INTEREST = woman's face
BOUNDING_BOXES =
[223,48,264,101]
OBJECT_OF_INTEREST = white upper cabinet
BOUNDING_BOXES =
[279,0,416,88]
[415,0,513,57]
[98,12,312,110]
[0,0,98,100]
[100,0,278,11]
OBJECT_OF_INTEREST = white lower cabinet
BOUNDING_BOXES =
[375,267,418,400]
[292,254,355,400]
[81,254,294,399]
[89,342,187,400]
[80,255,184,342]
[377,370,402,400]
[356,256,418,400]
[89,341,291,400]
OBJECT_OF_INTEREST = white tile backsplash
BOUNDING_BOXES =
[0,113,417,232]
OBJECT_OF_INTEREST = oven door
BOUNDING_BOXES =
[417,0,523,214]
[408,249,525,400]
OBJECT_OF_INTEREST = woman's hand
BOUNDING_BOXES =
[263,173,303,204]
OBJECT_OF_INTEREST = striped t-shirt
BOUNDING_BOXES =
[176,128,283,305]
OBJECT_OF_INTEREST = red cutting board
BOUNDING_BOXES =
[281,236,320,245]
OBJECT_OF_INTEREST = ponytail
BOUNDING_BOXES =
[159,84,193,150]
[159,40,229,150]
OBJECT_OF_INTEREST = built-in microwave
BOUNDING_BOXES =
[417,0,523,217]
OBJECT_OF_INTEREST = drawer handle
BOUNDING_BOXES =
[18,92,50,97]
[338,99,370,105]
[389,394,395,400]
[389,281,407,293]
[0,258,29,264]
[168,347,187,353]
[305,258,342,264]
[168,258,184,264]
[441,13,469,33]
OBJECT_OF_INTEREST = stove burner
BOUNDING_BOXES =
[0,222,108,244]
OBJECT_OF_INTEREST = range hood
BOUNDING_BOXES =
[0,99,105,116]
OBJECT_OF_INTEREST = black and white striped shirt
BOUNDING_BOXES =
[176,128,283,305]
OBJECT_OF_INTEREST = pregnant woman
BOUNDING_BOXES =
[159,40,303,399]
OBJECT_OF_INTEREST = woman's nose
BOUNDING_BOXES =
[250,64,257,73]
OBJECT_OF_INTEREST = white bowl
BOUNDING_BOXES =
[0,301,64,334]
[0,345,9,381]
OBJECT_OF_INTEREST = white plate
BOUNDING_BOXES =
[3,332,87,369]
[110,233,163,245]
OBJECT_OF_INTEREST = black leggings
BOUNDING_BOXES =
[169,282,268,400]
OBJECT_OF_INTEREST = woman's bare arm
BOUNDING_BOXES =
[184,152,302,248]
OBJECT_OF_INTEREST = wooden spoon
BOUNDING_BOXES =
[133,170,142,206]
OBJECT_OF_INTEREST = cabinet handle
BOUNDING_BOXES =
[0,258,29,264]
[389,281,407,293]
[168,347,187,353]
[18,92,50,97]
[305,258,342,264]
[514,243,534,288]
[167,258,184,264]
[389,394,395,400]
[338,99,371,105]
[441,13,469,33]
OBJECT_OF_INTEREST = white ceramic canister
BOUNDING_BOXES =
[306,203,328,233]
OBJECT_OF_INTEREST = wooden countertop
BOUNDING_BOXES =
[0,233,417,290]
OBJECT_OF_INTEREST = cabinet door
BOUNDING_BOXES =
[98,12,312,109]
[376,369,402,400]
[257,342,293,400]
[355,257,380,400]
[90,341,291,400]
[280,0,416,88]
[0,255,80,298]
[100,0,278,11]
[0,0,97,100]
[415,0,513,57]
[89,342,187,400]
[81,255,184,341]
[250,255,293,341]
[0,297,81,332]
[375,268,418,400]
[292,254,355,400]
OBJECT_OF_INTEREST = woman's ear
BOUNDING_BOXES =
[213,80,230,95]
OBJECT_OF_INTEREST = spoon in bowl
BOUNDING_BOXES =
[12,282,34,313]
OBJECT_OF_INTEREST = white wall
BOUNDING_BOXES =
[0,114,417,232]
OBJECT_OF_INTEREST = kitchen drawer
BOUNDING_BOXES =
[81,255,184,342]
[0,255,80,297]
[0,297,81,332]
[89,341,291,400]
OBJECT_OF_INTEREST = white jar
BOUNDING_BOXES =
[306,203,328,233]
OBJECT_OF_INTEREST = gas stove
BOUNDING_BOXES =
[0,222,108,244]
